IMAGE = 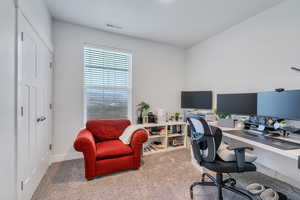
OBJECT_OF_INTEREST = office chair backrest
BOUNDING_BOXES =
[188,117,222,163]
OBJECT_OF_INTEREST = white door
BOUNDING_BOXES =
[17,13,52,200]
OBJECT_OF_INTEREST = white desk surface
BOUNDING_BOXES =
[208,121,300,160]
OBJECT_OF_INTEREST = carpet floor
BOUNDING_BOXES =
[32,149,300,200]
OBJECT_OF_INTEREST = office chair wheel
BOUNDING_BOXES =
[229,179,236,186]
[224,178,236,186]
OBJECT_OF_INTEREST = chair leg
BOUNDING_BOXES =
[191,173,256,200]
[202,173,217,182]
[190,181,216,199]
[216,173,223,200]
[223,185,255,200]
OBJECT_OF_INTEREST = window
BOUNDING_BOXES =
[84,46,132,120]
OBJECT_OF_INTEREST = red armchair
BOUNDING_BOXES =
[74,119,148,180]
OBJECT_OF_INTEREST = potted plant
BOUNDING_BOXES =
[136,102,150,124]
[213,108,228,120]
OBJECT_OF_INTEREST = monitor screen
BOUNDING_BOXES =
[257,90,300,120]
[181,91,212,109]
[217,93,257,115]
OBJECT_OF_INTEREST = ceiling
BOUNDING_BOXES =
[46,0,284,48]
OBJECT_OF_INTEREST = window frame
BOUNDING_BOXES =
[82,43,133,124]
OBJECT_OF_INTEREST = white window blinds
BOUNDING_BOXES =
[84,47,132,120]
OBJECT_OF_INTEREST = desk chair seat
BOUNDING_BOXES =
[203,157,256,173]
[188,117,257,200]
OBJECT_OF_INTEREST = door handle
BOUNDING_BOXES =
[37,116,46,122]
[40,116,46,122]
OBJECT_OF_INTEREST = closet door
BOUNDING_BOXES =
[36,41,53,173]
[17,13,52,200]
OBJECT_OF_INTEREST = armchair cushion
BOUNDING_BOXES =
[86,119,131,141]
[96,140,133,160]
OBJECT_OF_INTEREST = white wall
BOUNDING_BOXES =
[185,0,300,108]
[0,0,16,199]
[52,21,185,162]
[17,0,53,50]
[185,0,300,186]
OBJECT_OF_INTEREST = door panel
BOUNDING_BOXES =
[21,33,37,83]
[17,13,53,200]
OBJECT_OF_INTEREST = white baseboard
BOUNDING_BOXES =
[50,152,82,163]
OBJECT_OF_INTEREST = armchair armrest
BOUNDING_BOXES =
[130,129,148,155]
[130,129,148,169]
[130,129,148,147]
[73,129,96,179]
[74,129,96,153]
[227,145,254,171]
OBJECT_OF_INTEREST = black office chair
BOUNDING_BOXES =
[187,117,257,200]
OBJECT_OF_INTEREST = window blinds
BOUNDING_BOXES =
[84,47,131,120]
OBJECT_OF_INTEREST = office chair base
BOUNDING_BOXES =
[190,173,255,200]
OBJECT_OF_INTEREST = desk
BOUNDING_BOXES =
[191,121,300,188]
[209,122,300,161]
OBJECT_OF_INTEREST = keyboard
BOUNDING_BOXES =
[225,130,300,150]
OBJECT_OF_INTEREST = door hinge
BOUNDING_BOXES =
[49,104,52,110]
[49,144,52,151]
[21,181,24,191]
[21,106,24,117]
[21,32,24,41]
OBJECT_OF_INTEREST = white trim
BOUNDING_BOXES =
[50,152,82,163]
[82,44,133,123]
[84,42,133,55]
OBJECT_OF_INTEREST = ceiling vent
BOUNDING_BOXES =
[106,24,123,29]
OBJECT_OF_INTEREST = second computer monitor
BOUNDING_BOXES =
[217,93,257,115]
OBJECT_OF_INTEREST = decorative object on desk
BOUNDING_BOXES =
[136,102,150,124]
[147,112,157,123]
[235,120,245,129]
[175,112,180,121]
[274,119,286,130]
[258,124,266,131]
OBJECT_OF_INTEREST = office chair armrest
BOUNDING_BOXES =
[227,146,253,172]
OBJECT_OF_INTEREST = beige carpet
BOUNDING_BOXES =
[32,149,299,200]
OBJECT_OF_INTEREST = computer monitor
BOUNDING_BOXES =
[181,91,212,109]
[217,93,257,115]
[257,90,300,120]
